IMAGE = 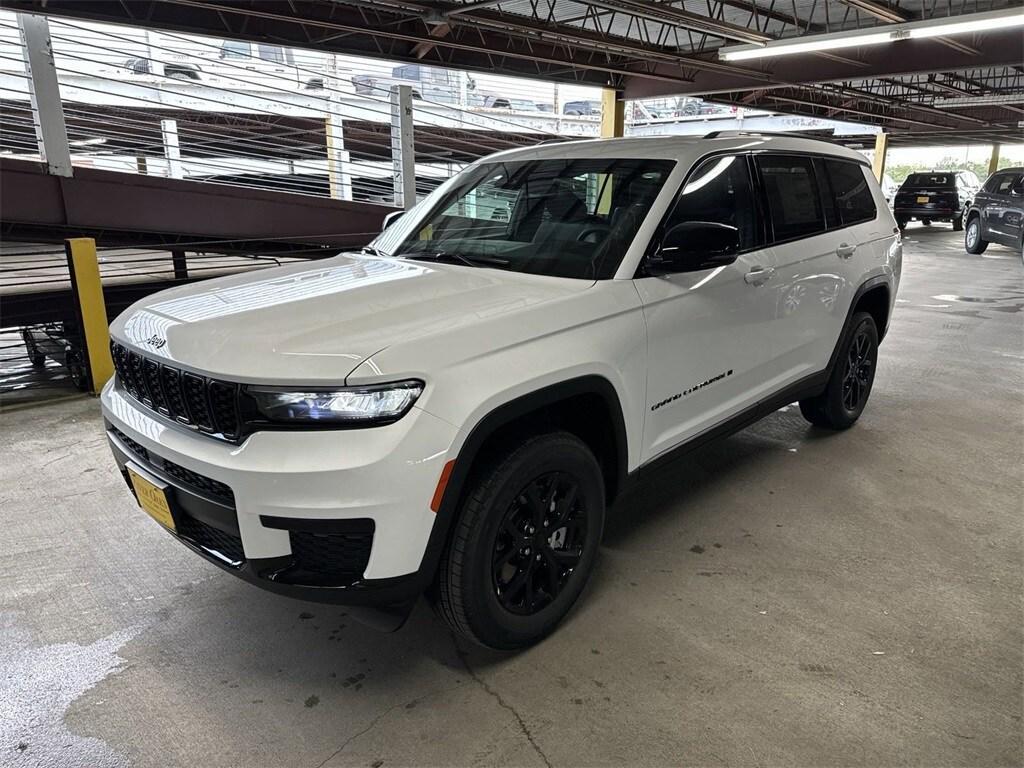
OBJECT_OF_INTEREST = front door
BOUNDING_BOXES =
[635,153,779,463]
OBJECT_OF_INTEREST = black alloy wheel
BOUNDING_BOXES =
[841,328,874,413]
[492,472,586,615]
[799,311,879,430]
[432,432,605,650]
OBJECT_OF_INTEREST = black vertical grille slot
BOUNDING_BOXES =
[182,373,214,431]
[127,352,148,405]
[160,366,187,422]
[111,342,243,442]
[208,381,239,438]
[142,359,168,415]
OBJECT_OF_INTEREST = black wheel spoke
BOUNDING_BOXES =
[492,471,590,615]
[554,482,579,525]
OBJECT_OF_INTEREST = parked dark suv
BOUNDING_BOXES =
[893,170,980,231]
[963,168,1024,258]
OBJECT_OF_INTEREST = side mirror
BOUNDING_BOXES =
[381,210,405,231]
[650,221,741,273]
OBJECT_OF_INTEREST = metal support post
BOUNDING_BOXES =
[161,119,183,179]
[391,85,416,210]
[988,144,1001,176]
[65,238,113,393]
[325,112,352,201]
[600,88,625,139]
[17,13,72,177]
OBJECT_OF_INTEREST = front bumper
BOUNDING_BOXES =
[101,379,458,606]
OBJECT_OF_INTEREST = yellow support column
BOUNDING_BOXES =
[871,132,889,182]
[600,88,625,139]
[988,143,1000,176]
[65,237,113,393]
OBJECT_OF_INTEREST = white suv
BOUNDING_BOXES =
[102,133,901,649]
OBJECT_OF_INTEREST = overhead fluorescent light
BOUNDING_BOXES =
[719,7,1024,61]
[70,137,107,146]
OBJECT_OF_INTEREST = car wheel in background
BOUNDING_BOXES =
[952,214,964,232]
[922,219,932,226]
[896,217,907,230]
[964,216,989,255]
[432,432,605,650]
[799,312,879,431]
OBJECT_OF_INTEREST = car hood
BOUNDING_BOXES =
[111,253,593,384]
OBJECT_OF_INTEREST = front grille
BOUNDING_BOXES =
[290,529,373,579]
[110,425,235,506]
[111,341,241,440]
[176,512,245,566]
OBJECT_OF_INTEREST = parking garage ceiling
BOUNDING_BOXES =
[2,0,1022,144]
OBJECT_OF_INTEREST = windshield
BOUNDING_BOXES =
[377,158,674,280]
[903,173,954,188]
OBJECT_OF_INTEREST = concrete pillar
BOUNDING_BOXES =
[17,14,72,177]
[600,88,625,139]
[988,144,1000,176]
[871,132,889,182]
[391,84,416,210]
[161,119,183,179]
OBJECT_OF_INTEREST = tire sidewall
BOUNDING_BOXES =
[460,436,605,649]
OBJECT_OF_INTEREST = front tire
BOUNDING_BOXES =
[965,215,988,254]
[952,214,963,232]
[799,312,879,430]
[432,432,605,650]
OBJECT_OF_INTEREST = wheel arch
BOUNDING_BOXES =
[417,375,628,586]
[826,276,892,377]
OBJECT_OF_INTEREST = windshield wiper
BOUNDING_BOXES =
[360,244,389,258]
[402,250,510,268]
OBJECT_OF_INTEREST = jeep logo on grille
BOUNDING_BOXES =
[143,335,167,349]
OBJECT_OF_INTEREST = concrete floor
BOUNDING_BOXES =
[2,226,1021,768]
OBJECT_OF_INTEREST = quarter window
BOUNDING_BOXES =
[757,156,826,241]
[662,155,759,251]
[824,160,877,226]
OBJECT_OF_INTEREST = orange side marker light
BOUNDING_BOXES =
[430,460,455,513]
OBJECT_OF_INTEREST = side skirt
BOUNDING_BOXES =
[623,369,828,489]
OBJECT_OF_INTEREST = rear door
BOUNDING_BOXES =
[756,154,855,383]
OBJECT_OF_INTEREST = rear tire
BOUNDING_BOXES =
[799,312,878,430]
[965,216,988,254]
[952,214,963,232]
[895,217,907,231]
[432,432,605,650]
[922,218,932,226]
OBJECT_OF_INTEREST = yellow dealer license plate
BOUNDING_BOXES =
[127,465,175,531]
[916,196,929,203]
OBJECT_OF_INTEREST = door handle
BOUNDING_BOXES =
[836,242,857,259]
[744,266,775,285]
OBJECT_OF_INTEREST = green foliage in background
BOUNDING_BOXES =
[886,157,1019,184]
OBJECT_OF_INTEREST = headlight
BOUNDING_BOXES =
[245,380,423,426]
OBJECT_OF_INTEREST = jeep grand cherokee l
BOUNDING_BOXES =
[963,167,1024,259]
[893,170,979,231]
[102,133,901,650]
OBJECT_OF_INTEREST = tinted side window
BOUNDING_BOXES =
[757,156,825,241]
[825,160,876,226]
[993,173,1023,195]
[663,155,759,251]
